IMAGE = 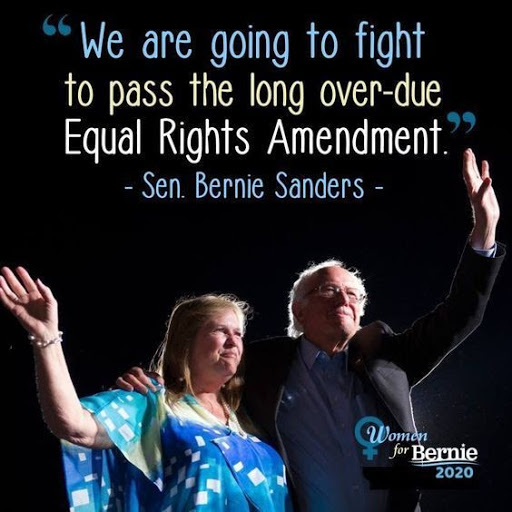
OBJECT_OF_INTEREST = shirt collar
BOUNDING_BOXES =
[300,335,348,371]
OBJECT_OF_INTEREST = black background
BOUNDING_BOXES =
[4,4,510,511]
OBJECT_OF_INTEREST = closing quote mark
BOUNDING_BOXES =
[446,111,476,134]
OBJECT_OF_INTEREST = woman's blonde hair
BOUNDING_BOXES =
[150,294,250,411]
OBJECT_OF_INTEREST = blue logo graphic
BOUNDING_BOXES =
[354,415,386,461]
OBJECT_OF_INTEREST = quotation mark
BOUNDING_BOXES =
[42,14,71,36]
[446,111,476,134]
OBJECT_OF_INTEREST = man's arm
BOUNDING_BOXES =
[377,149,504,386]
[379,243,504,386]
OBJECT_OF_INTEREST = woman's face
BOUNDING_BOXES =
[189,308,244,383]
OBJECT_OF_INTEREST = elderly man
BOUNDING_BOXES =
[119,149,504,511]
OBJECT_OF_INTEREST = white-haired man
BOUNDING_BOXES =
[119,149,505,512]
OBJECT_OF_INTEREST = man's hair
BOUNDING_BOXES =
[150,294,250,411]
[287,259,367,338]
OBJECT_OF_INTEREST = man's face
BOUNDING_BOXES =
[293,266,364,346]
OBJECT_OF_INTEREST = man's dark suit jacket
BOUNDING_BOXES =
[242,243,505,511]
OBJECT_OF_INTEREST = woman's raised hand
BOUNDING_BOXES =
[0,266,59,340]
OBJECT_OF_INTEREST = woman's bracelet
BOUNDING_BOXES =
[28,331,63,348]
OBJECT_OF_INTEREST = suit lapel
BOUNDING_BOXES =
[348,322,414,433]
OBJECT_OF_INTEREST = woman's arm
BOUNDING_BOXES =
[0,266,113,449]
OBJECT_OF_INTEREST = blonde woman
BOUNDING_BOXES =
[0,267,291,512]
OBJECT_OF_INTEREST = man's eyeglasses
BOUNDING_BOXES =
[305,284,366,304]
